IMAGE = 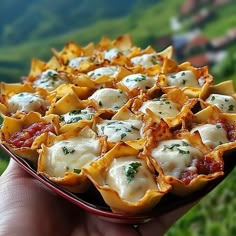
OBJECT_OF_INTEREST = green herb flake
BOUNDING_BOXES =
[74,168,81,174]
[131,125,139,131]
[66,116,82,124]
[182,141,190,146]
[228,104,234,111]
[216,124,221,129]
[69,109,81,115]
[163,143,181,150]
[123,162,142,183]
[121,133,127,140]
[62,146,75,155]
[98,101,103,107]
[177,148,190,155]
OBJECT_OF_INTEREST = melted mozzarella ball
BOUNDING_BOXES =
[7,92,48,114]
[96,120,142,142]
[87,66,119,79]
[106,156,158,202]
[191,123,229,148]
[44,137,101,177]
[205,94,236,113]
[88,88,128,111]
[139,97,179,118]
[60,107,95,124]
[121,73,156,91]
[34,69,65,91]
[131,53,162,68]
[167,70,200,88]
[104,48,121,61]
[68,56,90,69]
[151,139,203,179]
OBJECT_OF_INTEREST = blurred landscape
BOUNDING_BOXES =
[1,0,236,235]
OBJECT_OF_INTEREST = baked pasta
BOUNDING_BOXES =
[1,35,236,214]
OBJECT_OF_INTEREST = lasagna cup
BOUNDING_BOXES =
[0,111,58,165]
[38,126,107,193]
[93,105,145,150]
[143,120,225,195]
[187,106,236,149]
[0,82,54,116]
[84,142,171,214]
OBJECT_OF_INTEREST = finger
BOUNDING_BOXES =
[137,202,197,236]
[1,158,30,179]
[72,212,141,236]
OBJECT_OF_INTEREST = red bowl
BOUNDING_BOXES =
[1,144,235,224]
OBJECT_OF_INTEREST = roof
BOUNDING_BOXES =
[180,0,196,15]
[187,35,209,48]
[186,54,210,67]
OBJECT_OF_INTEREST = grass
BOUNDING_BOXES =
[166,168,236,235]
[0,158,9,175]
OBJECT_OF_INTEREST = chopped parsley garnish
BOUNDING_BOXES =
[228,104,234,111]
[163,143,181,150]
[98,101,103,107]
[121,133,127,139]
[216,124,222,129]
[74,168,81,174]
[123,162,142,183]
[177,148,190,154]
[62,146,75,155]
[131,125,139,131]
[181,141,190,146]
[151,55,158,64]
[69,109,81,115]
[66,117,83,124]
[211,96,215,101]
[163,141,190,154]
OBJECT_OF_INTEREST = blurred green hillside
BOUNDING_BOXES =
[1,0,236,83]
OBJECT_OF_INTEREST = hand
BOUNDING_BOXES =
[0,159,194,236]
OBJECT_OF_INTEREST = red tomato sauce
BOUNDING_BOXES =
[180,156,223,185]
[8,122,56,148]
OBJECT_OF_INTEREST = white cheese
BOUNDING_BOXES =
[131,53,162,68]
[106,156,158,202]
[191,123,229,148]
[7,92,48,114]
[45,137,101,177]
[96,119,142,142]
[139,97,179,118]
[68,56,90,69]
[104,48,121,61]
[88,88,128,111]
[167,70,200,88]
[60,107,95,124]
[87,66,119,79]
[34,69,65,91]
[121,73,156,91]
[205,94,236,113]
[151,139,203,179]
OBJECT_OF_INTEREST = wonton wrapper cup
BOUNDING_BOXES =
[143,120,225,196]
[0,111,59,165]
[93,105,146,150]
[84,143,171,214]
[47,90,97,133]
[38,126,107,193]
[0,82,55,116]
